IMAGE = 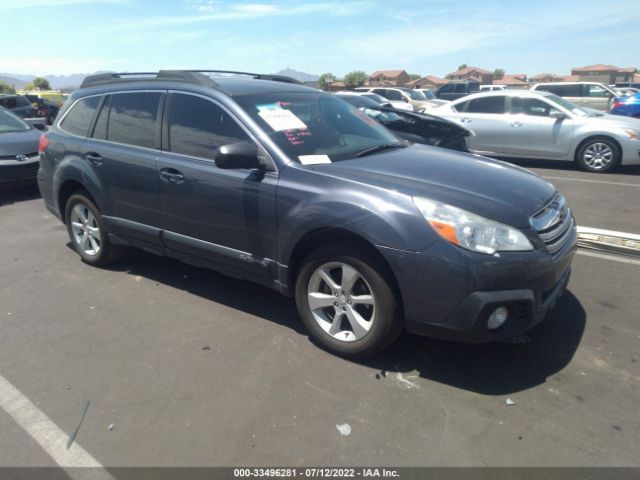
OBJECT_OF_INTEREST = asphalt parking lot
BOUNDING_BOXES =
[0,162,639,469]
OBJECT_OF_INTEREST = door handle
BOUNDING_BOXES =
[511,121,523,127]
[159,168,184,184]
[85,152,103,166]
[460,117,472,123]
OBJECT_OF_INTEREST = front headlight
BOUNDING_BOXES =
[620,129,638,140]
[412,197,533,255]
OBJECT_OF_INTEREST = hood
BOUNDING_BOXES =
[585,112,640,130]
[0,128,41,157]
[312,144,556,228]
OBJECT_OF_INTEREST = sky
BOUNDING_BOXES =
[1,0,639,78]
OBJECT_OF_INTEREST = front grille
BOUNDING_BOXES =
[531,194,576,259]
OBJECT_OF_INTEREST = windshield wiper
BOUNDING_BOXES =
[355,143,405,158]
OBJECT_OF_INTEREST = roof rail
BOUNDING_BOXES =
[79,70,303,89]
[79,71,218,89]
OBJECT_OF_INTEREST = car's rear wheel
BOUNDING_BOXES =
[295,246,403,358]
[576,137,621,173]
[65,193,123,266]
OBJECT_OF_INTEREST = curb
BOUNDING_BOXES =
[576,226,640,257]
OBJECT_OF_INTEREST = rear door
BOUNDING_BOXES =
[80,91,164,245]
[503,96,574,158]
[450,95,510,153]
[156,92,277,276]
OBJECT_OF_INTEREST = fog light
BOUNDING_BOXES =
[487,306,509,330]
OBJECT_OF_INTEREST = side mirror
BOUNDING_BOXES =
[214,141,263,170]
[549,110,565,120]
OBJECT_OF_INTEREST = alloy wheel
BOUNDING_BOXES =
[583,142,614,170]
[307,262,376,342]
[70,203,101,256]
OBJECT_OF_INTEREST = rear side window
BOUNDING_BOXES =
[438,84,454,93]
[454,83,467,93]
[107,92,161,149]
[385,90,403,101]
[16,97,31,107]
[466,96,506,114]
[167,93,251,160]
[60,96,100,136]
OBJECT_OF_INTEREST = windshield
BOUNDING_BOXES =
[545,94,590,117]
[0,108,31,133]
[408,90,427,100]
[235,92,403,163]
[420,90,435,100]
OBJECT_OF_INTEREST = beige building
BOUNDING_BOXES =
[446,66,493,85]
[570,64,636,84]
[407,75,447,90]
[368,70,410,87]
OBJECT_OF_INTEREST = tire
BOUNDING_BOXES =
[64,193,124,267]
[576,136,621,173]
[295,245,403,358]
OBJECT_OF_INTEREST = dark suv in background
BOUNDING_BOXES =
[37,70,576,357]
[0,94,36,118]
[436,81,480,100]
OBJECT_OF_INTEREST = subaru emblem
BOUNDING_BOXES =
[15,154,28,162]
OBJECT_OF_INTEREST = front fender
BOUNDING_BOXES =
[276,165,439,265]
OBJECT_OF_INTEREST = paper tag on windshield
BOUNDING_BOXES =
[258,108,307,132]
[298,154,331,165]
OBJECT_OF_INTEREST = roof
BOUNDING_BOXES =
[369,70,407,79]
[571,64,621,72]
[408,74,447,86]
[530,73,561,81]
[560,75,580,82]
[493,77,528,86]
[446,66,492,77]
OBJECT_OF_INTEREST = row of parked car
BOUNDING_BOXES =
[0,93,61,124]
[349,80,640,118]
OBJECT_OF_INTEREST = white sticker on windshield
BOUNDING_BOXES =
[258,107,307,132]
[298,154,331,165]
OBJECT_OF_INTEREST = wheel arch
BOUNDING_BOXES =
[287,227,404,312]
[573,134,622,163]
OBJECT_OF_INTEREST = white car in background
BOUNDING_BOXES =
[354,87,414,111]
[480,85,508,92]
[432,90,640,173]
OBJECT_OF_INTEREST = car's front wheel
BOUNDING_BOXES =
[576,137,621,173]
[65,193,123,266]
[295,246,403,358]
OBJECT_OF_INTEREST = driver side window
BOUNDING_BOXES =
[167,93,252,160]
[511,97,552,117]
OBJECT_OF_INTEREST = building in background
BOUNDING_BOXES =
[368,70,410,87]
[570,64,637,84]
[445,66,493,85]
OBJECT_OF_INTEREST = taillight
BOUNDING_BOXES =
[611,101,625,111]
[38,134,49,153]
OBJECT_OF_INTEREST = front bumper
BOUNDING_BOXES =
[0,155,40,184]
[379,236,577,343]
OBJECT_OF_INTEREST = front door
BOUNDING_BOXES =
[157,92,277,276]
[503,96,575,158]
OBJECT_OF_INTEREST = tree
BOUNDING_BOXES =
[23,82,34,91]
[33,77,51,90]
[493,68,505,80]
[0,80,16,94]
[457,63,468,71]
[317,72,336,91]
[408,73,421,81]
[343,70,368,89]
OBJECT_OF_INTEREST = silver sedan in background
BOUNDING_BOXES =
[432,90,640,172]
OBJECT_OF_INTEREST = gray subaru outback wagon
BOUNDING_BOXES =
[37,70,577,357]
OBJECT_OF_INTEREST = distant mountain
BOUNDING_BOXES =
[0,72,92,90]
[274,68,319,82]
[0,75,29,89]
